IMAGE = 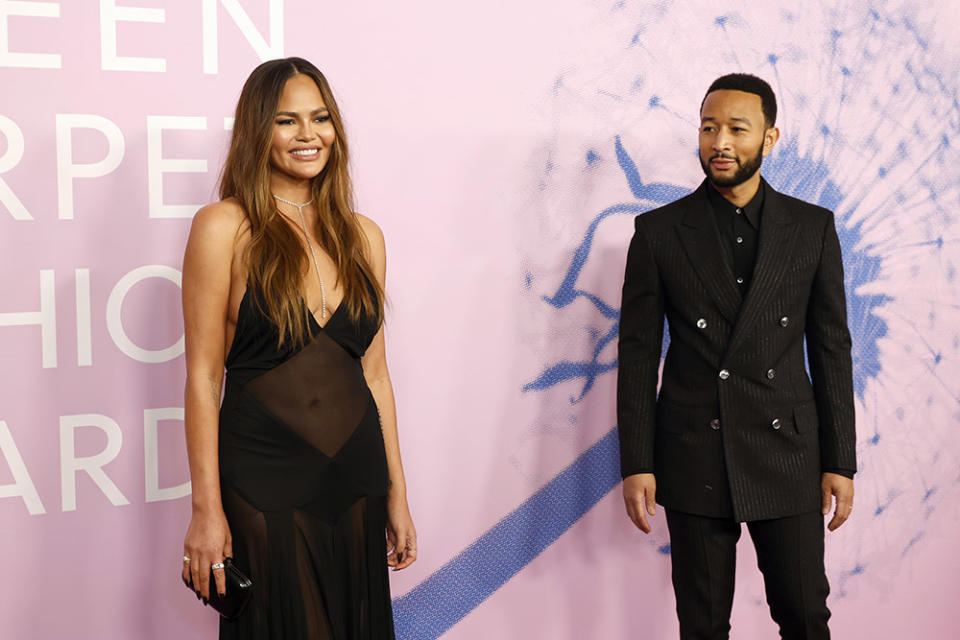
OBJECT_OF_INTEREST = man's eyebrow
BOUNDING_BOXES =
[700,115,753,125]
[275,108,329,117]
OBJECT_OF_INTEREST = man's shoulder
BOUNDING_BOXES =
[766,184,834,226]
[634,187,702,229]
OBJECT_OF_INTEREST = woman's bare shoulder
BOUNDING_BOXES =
[190,198,250,247]
[355,213,386,280]
[356,212,384,249]
[194,198,247,231]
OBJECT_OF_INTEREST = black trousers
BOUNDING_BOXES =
[665,509,831,640]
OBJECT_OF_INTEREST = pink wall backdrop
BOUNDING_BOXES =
[1,1,959,638]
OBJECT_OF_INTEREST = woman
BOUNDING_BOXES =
[181,57,416,639]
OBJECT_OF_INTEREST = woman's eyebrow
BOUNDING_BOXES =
[275,108,329,117]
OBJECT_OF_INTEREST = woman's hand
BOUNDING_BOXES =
[385,495,417,570]
[182,509,233,601]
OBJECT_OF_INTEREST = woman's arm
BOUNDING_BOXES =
[181,200,244,598]
[358,214,417,570]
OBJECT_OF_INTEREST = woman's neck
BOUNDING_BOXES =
[270,173,312,205]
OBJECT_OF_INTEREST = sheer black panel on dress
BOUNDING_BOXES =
[245,330,370,458]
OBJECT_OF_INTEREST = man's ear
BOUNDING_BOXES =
[762,126,780,157]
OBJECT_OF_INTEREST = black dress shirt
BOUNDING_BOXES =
[706,181,763,298]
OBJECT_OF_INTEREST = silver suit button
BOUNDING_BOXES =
[719,369,730,380]
[710,418,721,430]
[697,318,707,329]
[766,369,776,380]
[736,277,744,284]
[772,418,782,430]
[780,316,789,327]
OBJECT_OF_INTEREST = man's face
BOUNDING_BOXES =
[698,90,774,188]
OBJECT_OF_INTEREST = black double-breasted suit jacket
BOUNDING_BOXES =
[617,178,856,522]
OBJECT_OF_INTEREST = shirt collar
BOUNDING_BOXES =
[706,179,765,230]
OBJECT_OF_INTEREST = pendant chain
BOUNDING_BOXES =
[273,194,327,321]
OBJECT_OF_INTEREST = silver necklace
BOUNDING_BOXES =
[273,194,327,321]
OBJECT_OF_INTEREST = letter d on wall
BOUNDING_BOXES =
[144,408,190,502]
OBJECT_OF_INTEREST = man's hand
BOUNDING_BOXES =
[623,473,657,533]
[821,472,854,531]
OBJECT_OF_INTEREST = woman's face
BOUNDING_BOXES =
[269,74,336,184]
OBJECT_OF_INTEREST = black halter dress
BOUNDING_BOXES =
[217,286,394,639]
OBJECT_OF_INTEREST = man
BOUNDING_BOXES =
[617,73,855,640]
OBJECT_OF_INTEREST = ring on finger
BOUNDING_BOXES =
[183,555,191,563]
[211,562,226,570]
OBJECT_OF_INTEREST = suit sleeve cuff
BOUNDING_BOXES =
[822,467,855,479]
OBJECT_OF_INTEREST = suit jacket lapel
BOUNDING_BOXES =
[675,182,742,325]
[725,181,801,356]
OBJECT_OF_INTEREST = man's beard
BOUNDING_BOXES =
[700,140,764,188]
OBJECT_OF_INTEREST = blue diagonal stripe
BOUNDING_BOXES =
[392,427,621,639]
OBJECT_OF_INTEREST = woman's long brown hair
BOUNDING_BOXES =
[220,57,383,346]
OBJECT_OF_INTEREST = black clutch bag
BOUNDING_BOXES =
[182,558,253,619]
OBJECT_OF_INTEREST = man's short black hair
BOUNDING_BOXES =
[701,73,777,128]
